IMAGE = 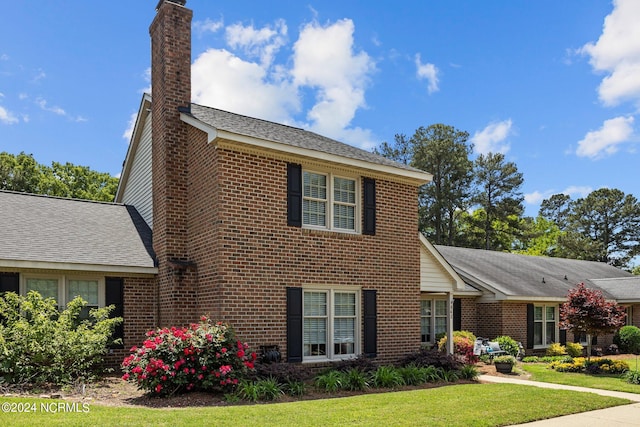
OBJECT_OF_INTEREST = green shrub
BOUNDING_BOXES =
[614,326,640,354]
[255,377,284,401]
[421,366,444,382]
[565,342,584,357]
[397,364,426,386]
[370,366,405,388]
[458,364,479,380]
[341,368,370,391]
[546,343,567,356]
[550,357,629,374]
[437,331,477,364]
[284,380,306,396]
[314,370,343,393]
[121,317,257,396]
[624,370,640,385]
[0,291,121,386]
[493,336,519,357]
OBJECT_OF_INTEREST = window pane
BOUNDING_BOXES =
[534,306,543,321]
[546,321,556,345]
[546,306,555,321]
[333,178,355,204]
[303,172,327,199]
[333,204,355,230]
[26,278,58,301]
[304,292,327,316]
[435,317,447,336]
[334,318,355,355]
[534,323,543,346]
[435,300,447,316]
[303,200,326,227]
[303,318,327,356]
[421,300,432,316]
[334,292,355,316]
[68,280,99,305]
[421,317,431,343]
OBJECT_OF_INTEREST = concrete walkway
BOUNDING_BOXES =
[479,374,640,426]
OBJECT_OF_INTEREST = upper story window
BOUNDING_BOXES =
[302,171,358,232]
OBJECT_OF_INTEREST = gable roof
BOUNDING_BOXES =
[180,102,432,185]
[0,190,157,274]
[591,277,640,303]
[435,245,632,301]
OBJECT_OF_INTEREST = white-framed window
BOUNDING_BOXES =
[421,299,447,345]
[534,305,557,348]
[303,288,359,361]
[22,274,105,318]
[303,170,358,233]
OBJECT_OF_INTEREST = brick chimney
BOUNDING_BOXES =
[149,0,195,326]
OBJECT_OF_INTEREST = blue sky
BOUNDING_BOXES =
[1,0,638,216]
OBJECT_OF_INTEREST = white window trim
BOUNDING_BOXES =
[420,297,448,346]
[302,169,361,234]
[302,286,361,362]
[20,274,105,309]
[533,304,558,349]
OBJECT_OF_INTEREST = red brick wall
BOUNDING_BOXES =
[184,135,422,364]
[459,297,478,333]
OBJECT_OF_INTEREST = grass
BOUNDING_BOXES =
[0,383,629,427]
[521,355,640,394]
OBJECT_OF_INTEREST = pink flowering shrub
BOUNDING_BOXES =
[121,317,257,396]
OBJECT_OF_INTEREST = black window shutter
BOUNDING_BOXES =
[362,178,376,235]
[0,273,19,294]
[453,298,462,331]
[559,329,567,346]
[592,335,598,345]
[286,287,303,362]
[526,303,534,349]
[105,277,125,349]
[363,290,377,358]
[287,163,302,227]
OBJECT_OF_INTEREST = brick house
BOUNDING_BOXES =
[116,0,435,364]
[437,245,640,353]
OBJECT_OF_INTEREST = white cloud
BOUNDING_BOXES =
[122,112,137,142]
[189,17,376,150]
[414,54,439,94]
[291,19,376,147]
[0,54,8,61]
[192,48,299,124]
[0,105,18,124]
[194,18,224,35]
[471,119,513,155]
[36,97,66,116]
[576,116,634,159]
[580,0,640,107]
[525,186,593,206]
[226,19,287,66]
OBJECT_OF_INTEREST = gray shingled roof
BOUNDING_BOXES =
[435,245,632,299]
[591,277,640,301]
[0,191,156,270]
[187,103,424,174]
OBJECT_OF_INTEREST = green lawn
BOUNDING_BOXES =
[521,356,640,394]
[0,383,629,427]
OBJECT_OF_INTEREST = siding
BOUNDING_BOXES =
[420,243,456,292]
[121,112,154,228]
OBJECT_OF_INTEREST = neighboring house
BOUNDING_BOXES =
[0,190,158,348]
[435,245,638,353]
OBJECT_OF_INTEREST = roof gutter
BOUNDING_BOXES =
[0,259,158,275]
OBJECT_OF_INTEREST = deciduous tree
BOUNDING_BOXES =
[560,283,626,358]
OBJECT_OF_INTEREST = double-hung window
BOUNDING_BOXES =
[302,171,357,232]
[23,275,104,318]
[421,299,447,345]
[533,305,557,347]
[303,289,358,361]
